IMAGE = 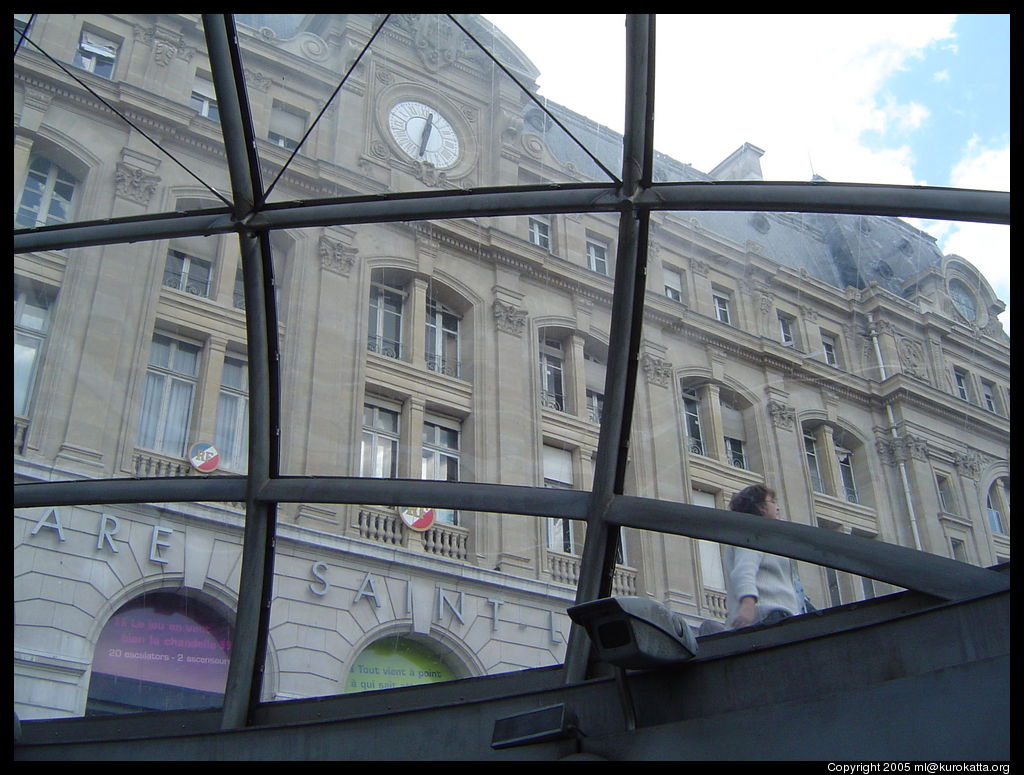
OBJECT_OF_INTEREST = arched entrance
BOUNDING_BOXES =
[344,634,462,694]
[86,591,233,715]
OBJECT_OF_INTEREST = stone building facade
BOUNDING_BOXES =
[14,13,1009,718]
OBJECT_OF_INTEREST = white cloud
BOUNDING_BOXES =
[484,14,1008,333]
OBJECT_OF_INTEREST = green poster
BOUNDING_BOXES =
[346,637,457,693]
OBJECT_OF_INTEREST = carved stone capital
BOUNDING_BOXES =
[640,353,672,388]
[493,299,527,337]
[114,162,160,205]
[876,433,929,466]
[953,449,986,480]
[134,25,195,65]
[318,235,358,277]
[767,399,796,431]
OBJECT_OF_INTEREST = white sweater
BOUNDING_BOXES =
[724,545,802,624]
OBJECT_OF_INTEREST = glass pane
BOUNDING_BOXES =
[14,230,250,482]
[14,502,242,719]
[14,14,233,224]
[233,14,621,206]
[264,504,585,702]
[652,15,1009,186]
[630,210,1008,631]
[278,215,611,489]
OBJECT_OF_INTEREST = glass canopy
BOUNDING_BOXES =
[14,14,1009,728]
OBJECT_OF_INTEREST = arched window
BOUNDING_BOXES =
[86,591,233,715]
[680,378,760,472]
[801,421,869,506]
[344,634,464,694]
[986,478,1010,536]
[16,155,79,229]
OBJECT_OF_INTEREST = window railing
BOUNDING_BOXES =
[425,353,462,379]
[162,271,210,298]
[540,390,566,412]
[367,335,404,360]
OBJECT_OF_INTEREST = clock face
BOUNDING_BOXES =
[949,280,977,321]
[388,101,460,169]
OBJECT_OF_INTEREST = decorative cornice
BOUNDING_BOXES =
[493,299,527,337]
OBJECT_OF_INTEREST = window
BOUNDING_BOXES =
[268,102,307,151]
[724,437,746,469]
[16,155,79,229]
[361,402,400,478]
[539,337,566,411]
[825,566,843,607]
[953,368,972,402]
[425,297,461,378]
[586,390,604,425]
[713,292,731,324]
[72,29,118,79]
[836,447,858,503]
[543,445,575,553]
[232,266,246,310]
[980,380,999,414]
[804,431,824,493]
[421,419,460,524]
[950,538,968,564]
[778,313,796,347]
[586,239,609,275]
[214,356,249,472]
[821,332,840,367]
[528,216,551,250]
[14,279,56,417]
[682,388,704,455]
[137,334,201,458]
[985,481,1008,535]
[14,14,30,47]
[664,267,684,302]
[693,490,725,592]
[191,75,220,122]
[163,250,213,298]
[935,474,957,514]
[368,280,405,359]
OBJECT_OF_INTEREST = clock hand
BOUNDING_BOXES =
[417,113,434,157]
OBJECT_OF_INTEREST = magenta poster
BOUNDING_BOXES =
[92,595,232,694]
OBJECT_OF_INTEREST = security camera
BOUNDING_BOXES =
[567,596,698,670]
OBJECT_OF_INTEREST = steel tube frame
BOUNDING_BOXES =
[13,182,1008,255]
[12,13,1011,730]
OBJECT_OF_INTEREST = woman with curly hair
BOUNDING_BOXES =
[724,484,812,628]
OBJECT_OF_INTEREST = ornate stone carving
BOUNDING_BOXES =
[896,337,928,381]
[243,70,273,92]
[401,14,479,72]
[640,353,672,388]
[691,259,708,277]
[412,160,449,188]
[953,448,986,480]
[114,162,160,205]
[876,433,929,466]
[767,399,796,431]
[133,25,195,65]
[318,235,358,277]
[493,299,527,337]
